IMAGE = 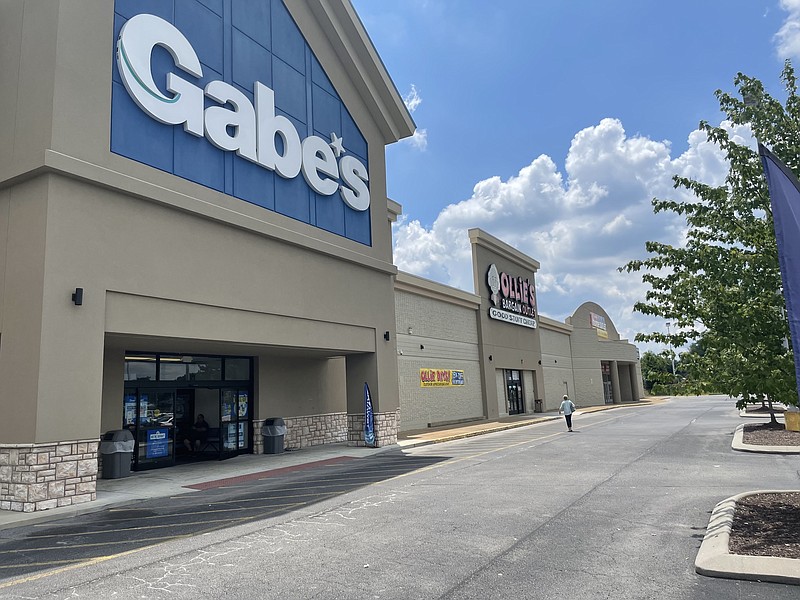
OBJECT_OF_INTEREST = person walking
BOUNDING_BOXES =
[559,394,576,432]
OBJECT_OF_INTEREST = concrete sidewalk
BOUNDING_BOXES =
[0,399,661,531]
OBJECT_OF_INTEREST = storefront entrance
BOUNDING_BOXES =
[123,353,253,470]
[601,362,613,404]
[505,369,525,415]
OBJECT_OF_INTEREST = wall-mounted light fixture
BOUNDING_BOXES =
[384,331,391,341]
[407,326,413,335]
[538,360,542,365]
[419,344,425,350]
[72,288,84,306]
[488,355,493,361]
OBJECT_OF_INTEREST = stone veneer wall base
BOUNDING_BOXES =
[252,412,348,454]
[348,409,400,447]
[0,440,99,513]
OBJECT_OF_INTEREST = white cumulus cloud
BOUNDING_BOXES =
[776,0,800,59]
[392,118,751,349]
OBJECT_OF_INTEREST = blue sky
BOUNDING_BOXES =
[351,0,800,353]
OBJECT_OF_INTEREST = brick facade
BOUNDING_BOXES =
[0,440,99,512]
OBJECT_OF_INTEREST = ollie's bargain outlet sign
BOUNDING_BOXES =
[486,263,537,329]
[111,0,372,245]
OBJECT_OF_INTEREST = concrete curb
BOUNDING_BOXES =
[739,410,786,419]
[695,490,800,585]
[731,424,800,454]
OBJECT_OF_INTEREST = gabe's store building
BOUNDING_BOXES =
[0,0,642,513]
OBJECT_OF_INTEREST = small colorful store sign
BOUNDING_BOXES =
[420,369,465,387]
[590,312,608,338]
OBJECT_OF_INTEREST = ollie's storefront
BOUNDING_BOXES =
[0,0,414,512]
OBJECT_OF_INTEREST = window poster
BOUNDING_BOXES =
[145,428,169,458]
[139,394,149,424]
[124,394,137,426]
[222,391,235,422]
[223,423,237,450]
[238,392,249,418]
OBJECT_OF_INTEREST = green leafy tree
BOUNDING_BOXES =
[622,61,799,418]
[640,351,674,393]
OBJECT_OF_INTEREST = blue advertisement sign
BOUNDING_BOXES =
[146,428,170,458]
[111,0,371,245]
[364,382,375,447]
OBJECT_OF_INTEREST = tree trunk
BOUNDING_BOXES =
[767,398,778,425]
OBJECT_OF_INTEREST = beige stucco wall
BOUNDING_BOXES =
[0,1,410,445]
[394,277,483,431]
[539,320,576,411]
[259,356,347,419]
[567,302,642,406]
[494,369,506,416]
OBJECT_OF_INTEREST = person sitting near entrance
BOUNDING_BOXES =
[184,414,210,453]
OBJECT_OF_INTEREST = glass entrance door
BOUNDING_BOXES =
[506,370,525,415]
[601,362,613,404]
[126,389,176,470]
[220,389,251,458]
[122,352,254,469]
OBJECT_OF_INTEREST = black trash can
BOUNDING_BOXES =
[261,418,286,454]
[100,429,135,479]
[534,399,543,413]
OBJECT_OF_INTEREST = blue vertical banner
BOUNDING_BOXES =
[364,382,376,447]
[759,143,800,404]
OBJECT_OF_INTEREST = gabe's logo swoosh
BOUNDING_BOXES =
[117,37,179,104]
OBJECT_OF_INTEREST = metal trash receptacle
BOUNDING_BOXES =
[534,399,543,413]
[100,429,135,479]
[261,418,287,454]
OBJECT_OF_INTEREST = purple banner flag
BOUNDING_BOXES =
[760,143,800,403]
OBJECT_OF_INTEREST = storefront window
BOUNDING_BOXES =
[224,358,251,380]
[159,356,222,381]
[124,355,156,381]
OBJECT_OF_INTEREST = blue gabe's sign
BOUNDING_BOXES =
[146,428,170,459]
[111,0,371,245]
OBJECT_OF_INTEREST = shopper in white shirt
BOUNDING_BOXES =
[559,394,576,432]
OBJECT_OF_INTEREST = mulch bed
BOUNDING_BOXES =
[729,492,800,560]
[728,423,800,560]
[742,421,800,446]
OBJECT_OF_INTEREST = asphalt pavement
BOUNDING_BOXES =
[0,396,797,597]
